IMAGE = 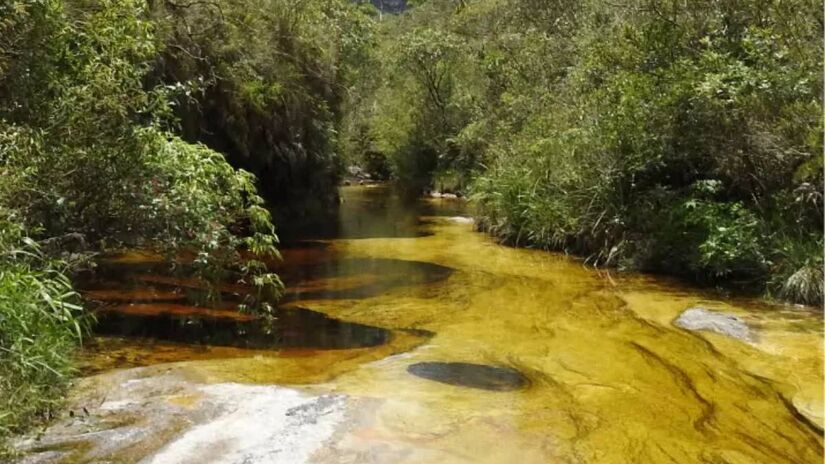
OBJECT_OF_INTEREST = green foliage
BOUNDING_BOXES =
[767,235,824,306]
[151,0,376,222]
[346,0,824,305]
[150,136,284,309]
[1,0,170,241]
[363,151,392,180]
[340,5,483,194]
[0,214,89,458]
[646,194,769,279]
[0,0,288,447]
[0,0,280,283]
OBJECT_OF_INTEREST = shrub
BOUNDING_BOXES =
[768,236,824,306]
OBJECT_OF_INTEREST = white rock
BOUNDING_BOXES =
[146,384,347,464]
[674,307,755,342]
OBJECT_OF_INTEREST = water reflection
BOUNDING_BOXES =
[94,305,392,350]
[281,258,454,302]
[278,184,467,241]
[76,186,459,365]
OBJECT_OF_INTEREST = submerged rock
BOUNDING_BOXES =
[407,362,528,391]
[674,307,755,342]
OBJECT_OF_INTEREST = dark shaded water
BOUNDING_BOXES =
[277,184,466,242]
[78,185,463,360]
[94,306,392,350]
[281,258,454,302]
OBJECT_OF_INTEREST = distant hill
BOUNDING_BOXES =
[369,0,407,13]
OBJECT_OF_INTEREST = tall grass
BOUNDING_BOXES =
[768,236,824,306]
[0,217,88,457]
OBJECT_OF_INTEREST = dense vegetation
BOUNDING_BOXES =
[0,0,822,454]
[149,0,375,223]
[342,0,823,306]
[0,0,369,453]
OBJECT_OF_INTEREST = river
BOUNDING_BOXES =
[16,185,823,463]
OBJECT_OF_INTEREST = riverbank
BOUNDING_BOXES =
[339,0,823,308]
[416,187,820,311]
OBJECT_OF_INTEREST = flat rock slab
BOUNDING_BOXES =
[147,384,347,464]
[14,367,354,464]
[674,307,755,342]
[407,362,528,391]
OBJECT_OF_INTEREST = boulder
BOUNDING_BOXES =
[674,307,755,342]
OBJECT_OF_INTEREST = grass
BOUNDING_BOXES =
[0,223,89,458]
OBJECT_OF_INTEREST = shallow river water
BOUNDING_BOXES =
[19,185,824,463]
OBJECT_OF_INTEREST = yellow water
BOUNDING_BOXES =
[82,185,823,463]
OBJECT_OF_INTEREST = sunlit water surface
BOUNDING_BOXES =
[77,185,823,463]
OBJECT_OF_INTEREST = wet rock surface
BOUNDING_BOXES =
[14,368,355,464]
[674,307,755,342]
[407,362,529,391]
[147,386,348,464]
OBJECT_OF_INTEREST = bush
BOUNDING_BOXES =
[364,151,392,180]
[768,236,824,306]
[643,195,769,279]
